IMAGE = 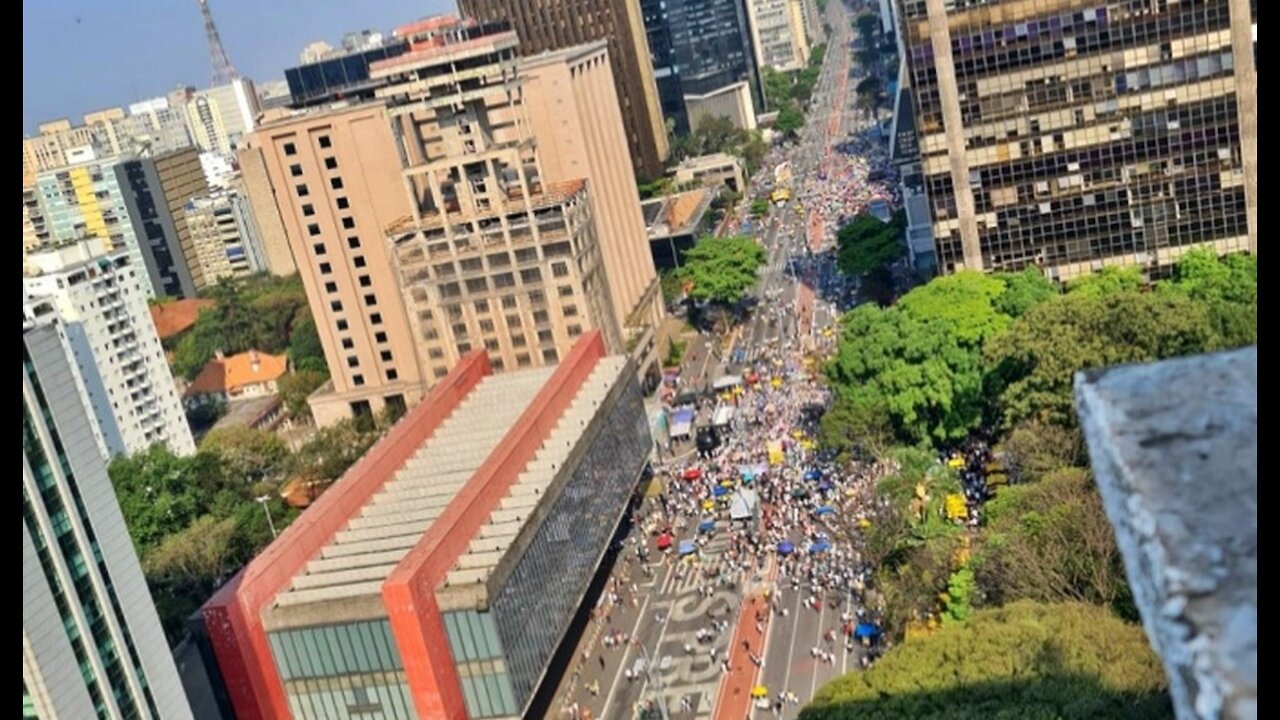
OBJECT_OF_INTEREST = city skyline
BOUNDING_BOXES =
[21,0,452,132]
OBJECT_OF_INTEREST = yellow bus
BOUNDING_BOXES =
[770,188,792,204]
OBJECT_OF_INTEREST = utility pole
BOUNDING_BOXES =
[255,494,277,538]
[637,643,672,720]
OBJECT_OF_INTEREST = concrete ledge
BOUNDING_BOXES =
[1075,347,1257,720]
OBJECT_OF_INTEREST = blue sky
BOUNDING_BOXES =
[22,0,453,132]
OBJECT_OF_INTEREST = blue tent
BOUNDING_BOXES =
[809,541,831,554]
[698,519,717,533]
[678,540,698,556]
[815,505,836,516]
[817,479,834,492]
[712,485,730,498]
[804,469,823,482]
[854,623,880,640]
[777,540,796,555]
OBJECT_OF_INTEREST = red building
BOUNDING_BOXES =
[197,332,651,719]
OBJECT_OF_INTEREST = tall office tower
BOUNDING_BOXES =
[117,147,210,299]
[458,0,671,179]
[897,0,1258,278]
[185,77,261,155]
[643,0,764,134]
[746,0,811,73]
[33,146,153,294]
[372,18,623,377]
[24,241,195,457]
[23,314,194,720]
[520,42,666,381]
[182,189,266,286]
[245,104,430,426]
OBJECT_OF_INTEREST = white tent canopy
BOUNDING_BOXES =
[713,374,744,391]
[729,488,759,521]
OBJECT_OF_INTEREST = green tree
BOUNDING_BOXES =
[200,426,290,486]
[763,67,794,111]
[984,291,1217,429]
[992,267,1059,317]
[801,601,1171,720]
[1162,249,1257,305]
[974,469,1134,617]
[678,235,766,304]
[750,198,771,217]
[108,446,226,551]
[855,76,884,112]
[997,420,1086,484]
[827,272,1011,444]
[775,106,805,135]
[278,369,330,420]
[835,211,905,277]
[1065,265,1144,297]
[291,419,380,483]
[818,392,894,459]
[809,43,826,66]
[288,315,327,372]
[943,567,975,624]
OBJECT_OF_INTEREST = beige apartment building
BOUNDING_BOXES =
[520,41,666,382]
[246,103,430,425]
[235,143,298,276]
[746,0,811,73]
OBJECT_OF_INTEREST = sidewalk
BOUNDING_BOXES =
[713,559,777,720]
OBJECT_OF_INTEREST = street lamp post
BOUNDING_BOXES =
[256,494,277,539]
[637,643,672,720]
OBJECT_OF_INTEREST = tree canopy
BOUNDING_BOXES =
[674,235,765,304]
[836,211,906,277]
[669,115,767,174]
[802,601,1171,720]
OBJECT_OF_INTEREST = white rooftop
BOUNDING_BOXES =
[272,367,555,609]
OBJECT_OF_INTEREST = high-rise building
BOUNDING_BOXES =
[185,77,261,156]
[24,241,195,457]
[23,104,193,184]
[458,0,671,179]
[116,147,210,299]
[197,334,651,720]
[125,96,197,155]
[23,119,98,184]
[746,0,811,73]
[23,314,193,720]
[520,42,666,381]
[23,184,50,255]
[244,103,430,425]
[897,0,1258,278]
[33,146,152,294]
[235,142,298,276]
[246,17,631,426]
[182,189,266,286]
[643,0,764,134]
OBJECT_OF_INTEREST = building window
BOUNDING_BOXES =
[512,334,527,347]
[353,256,367,268]
[302,203,316,216]
[484,338,500,352]
[501,295,518,309]
[313,242,327,255]
[324,281,338,293]
[529,290,546,304]
[473,299,489,313]
[289,164,303,177]
[520,268,543,284]
[558,285,575,297]
[319,262,332,274]
[506,314,522,328]
[283,142,297,155]
[296,183,309,197]
[342,217,356,230]
[318,135,331,149]
[537,329,554,344]
[568,324,582,337]
[429,348,444,359]
[380,350,393,361]
[552,262,569,278]
[491,358,505,371]
[452,322,468,337]
[336,319,349,331]
[331,177,344,190]
[330,300,343,312]
[533,310,550,325]
[479,319,495,333]
[308,223,322,236]
[386,368,399,381]
[542,348,558,363]
[324,157,338,170]
[516,353,532,367]
[359,275,372,287]
[364,294,377,307]
[346,356,359,368]
[563,304,578,318]
[347,235,361,248]
[457,342,471,354]
[342,337,354,349]
[370,312,382,325]
[336,197,350,210]
[375,331,387,343]
[353,373,365,386]
[434,366,449,378]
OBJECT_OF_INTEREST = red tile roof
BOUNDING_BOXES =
[186,351,289,398]
[149,298,214,340]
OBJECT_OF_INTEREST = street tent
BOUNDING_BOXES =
[712,404,735,428]
[713,374,744,391]
[809,540,831,554]
[791,487,809,499]
[804,469,823,482]
[751,685,769,699]
[854,623,881,640]
[729,488,759,521]
[656,532,672,550]
[670,406,696,440]
[678,540,698,556]
[712,485,729,498]
[815,505,836,515]
[683,468,703,481]
[777,540,796,555]
[698,519,717,533]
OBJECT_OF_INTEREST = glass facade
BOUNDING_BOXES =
[442,611,519,718]
[23,342,157,720]
[899,0,1253,276]
[267,619,415,720]
[486,379,650,711]
[285,43,409,107]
